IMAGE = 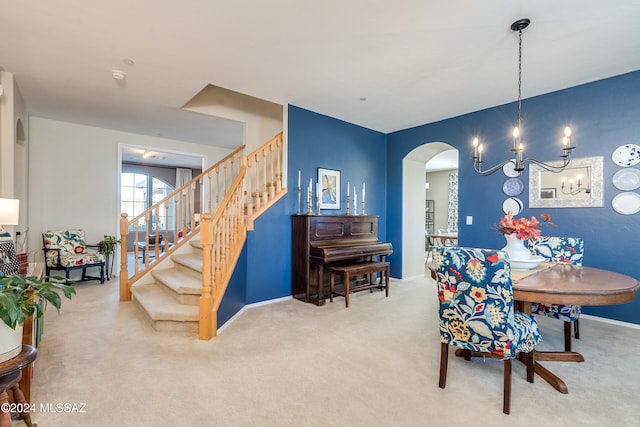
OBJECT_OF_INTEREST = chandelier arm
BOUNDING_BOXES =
[473,159,518,176]
[524,157,572,173]
[470,19,577,177]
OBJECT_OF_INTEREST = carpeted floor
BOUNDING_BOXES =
[25,271,640,426]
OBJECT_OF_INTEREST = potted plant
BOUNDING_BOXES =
[0,274,75,362]
[98,235,121,280]
[98,235,121,257]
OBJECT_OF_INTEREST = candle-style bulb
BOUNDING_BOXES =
[513,127,520,138]
[564,127,572,137]
[472,138,479,148]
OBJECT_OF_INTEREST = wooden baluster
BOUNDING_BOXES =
[262,148,268,205]
[254,153,261,211]
[119,213,131,301]
[199,213,215,339]
[269,142,275,199]
[246,157,254,218]
[276,135,283,193]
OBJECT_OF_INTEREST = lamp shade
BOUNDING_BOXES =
[0,198,19,225]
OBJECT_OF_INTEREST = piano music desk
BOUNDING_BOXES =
[328,261,389,308]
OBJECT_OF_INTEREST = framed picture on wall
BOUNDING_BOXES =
[540,188,557,199]
[317,167,340,210]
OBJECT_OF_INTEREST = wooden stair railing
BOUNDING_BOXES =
[199,166,247,339]
[119,131,286,340]
[119,145,245,300]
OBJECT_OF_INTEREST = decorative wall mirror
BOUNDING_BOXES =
[529,156,604,208]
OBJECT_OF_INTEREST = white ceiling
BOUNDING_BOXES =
[2,1,640,156]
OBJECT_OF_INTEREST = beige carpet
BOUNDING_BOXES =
[25,272,640,426]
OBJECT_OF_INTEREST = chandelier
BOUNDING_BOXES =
[561,174,591,195]
[471,18,576,176]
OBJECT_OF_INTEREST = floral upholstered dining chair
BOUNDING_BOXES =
[42,229,106,284]
[431,247,541,414]
[527,236,584,352]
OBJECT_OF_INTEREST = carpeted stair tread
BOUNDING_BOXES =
[151,268,202,295]
[171,253,203,272]
[190,239,203,250]
[131,283,199,322]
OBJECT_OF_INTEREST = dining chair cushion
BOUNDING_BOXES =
[433,247,541,359]
[527,236,583,322]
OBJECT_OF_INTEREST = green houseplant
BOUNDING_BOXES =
[98,235,121,257]
[98,235,121,280]
[0,274,75,362]
[0,274,76,330]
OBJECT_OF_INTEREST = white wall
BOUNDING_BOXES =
[402,157,426,279]
[27,117,232,264]
[182,84,283,153]
[425,169,457,232]
[0,70,29,243]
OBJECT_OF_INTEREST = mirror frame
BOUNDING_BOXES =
[529,156,604,208]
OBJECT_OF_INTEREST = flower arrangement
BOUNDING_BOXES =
[498,211,555,241]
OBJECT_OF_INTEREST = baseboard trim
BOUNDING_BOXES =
[580,313,640,329]
[215,296,640,334]
[217,296,293,334]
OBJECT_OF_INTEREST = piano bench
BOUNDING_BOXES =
[328,261,389,308]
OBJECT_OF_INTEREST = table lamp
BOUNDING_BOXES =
[0,198,19,242]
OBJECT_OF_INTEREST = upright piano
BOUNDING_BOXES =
[292,215,393,305]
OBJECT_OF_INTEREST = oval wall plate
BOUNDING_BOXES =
[612,192,640,215]
[502,160,521,177]
[612,168,640,191]
[612,144,640,167]
[503,178,524,196]
[502,197,523,215]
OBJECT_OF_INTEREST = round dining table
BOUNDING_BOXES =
[512,263,640,393]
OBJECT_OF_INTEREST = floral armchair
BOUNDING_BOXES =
[42,229,105,284]
[431,246,541,414]
[527,236,584,351]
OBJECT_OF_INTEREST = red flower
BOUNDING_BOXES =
[497,211,555,240]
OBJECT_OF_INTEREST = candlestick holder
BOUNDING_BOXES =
[306,191,312,215]
[346,195,351,215]
[316,194,321,215]
[353,199,358,216]
[297,187,301,214]
[361,200,366,216]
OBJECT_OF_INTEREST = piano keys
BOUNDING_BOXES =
[292,214,393,305]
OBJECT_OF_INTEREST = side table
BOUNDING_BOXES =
[0,345,37,427]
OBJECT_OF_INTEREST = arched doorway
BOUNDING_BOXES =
[402,142,458,278]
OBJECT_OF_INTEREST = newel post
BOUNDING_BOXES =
[199,213,216,340]
[119,213,131,301]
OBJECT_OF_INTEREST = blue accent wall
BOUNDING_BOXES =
[218,245,247,326]
[223,71,640,327]
[387,70,640,324]
[287,106,388,239]
[245,196,292,304]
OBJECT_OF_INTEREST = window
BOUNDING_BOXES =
[121,173,175,230]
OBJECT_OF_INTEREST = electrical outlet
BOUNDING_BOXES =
[466,216,473,225]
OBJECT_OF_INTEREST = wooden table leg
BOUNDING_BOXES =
[0,388,11,427]
[532,361,569,394]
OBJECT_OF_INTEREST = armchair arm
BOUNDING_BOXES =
[43,246,63,267]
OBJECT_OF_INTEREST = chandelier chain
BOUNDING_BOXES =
[517,28,523,130]
[470,18,575,176]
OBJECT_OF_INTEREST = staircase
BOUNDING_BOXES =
[131,238,203,332]
[120,132,286,339]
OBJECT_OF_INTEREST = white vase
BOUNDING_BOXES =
[0,323,23,363]
[502,233,532,261]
